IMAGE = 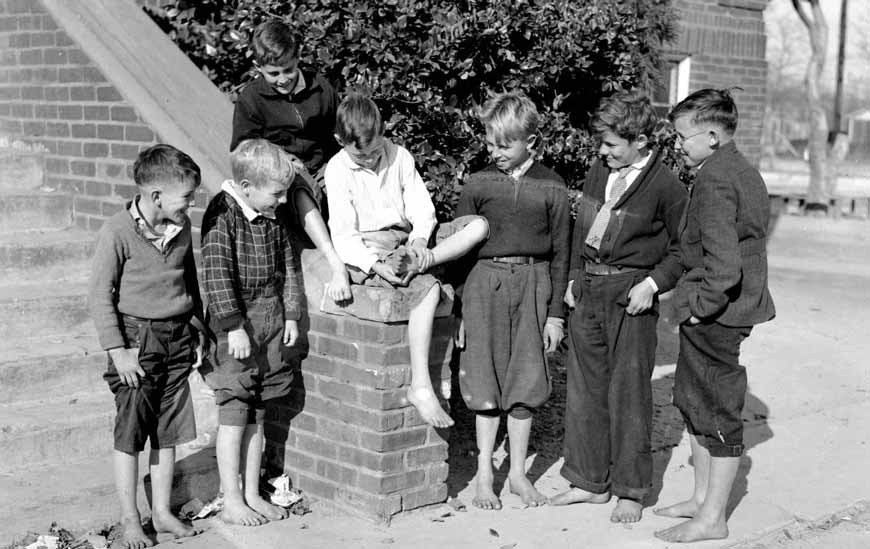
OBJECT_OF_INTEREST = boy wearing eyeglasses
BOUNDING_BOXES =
[654,88,775,543]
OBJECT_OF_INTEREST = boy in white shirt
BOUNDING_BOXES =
[325,92,488,428]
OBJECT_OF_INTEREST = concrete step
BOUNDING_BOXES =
[0,378,218,475]
[0,332,104,402]
[0,254,90,289]
[0,391,115,473]
[0,226,95,269]
[0,283,90,341]
[0,445,220,545]
[0,191,73,234]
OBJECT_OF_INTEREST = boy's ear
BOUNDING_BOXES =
[334,134,345,147]
[149,188,162,205]
[526,133,538,151]
[238,178,252,194]
[633,134,650,150]
[707,129,721,149]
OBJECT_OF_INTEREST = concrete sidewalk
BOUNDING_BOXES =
[80,214,870,548]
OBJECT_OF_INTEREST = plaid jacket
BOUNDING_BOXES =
[201,191,303,331]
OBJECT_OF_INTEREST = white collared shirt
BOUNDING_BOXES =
[508,155,535,180]
[128,196,182,252]
[221,180,276,220]
[324,139,437,273]
[604,151,652,202]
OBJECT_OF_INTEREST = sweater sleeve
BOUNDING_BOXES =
[201,210,245,331]
[88,223,126,350]
[282,227,303,321]
[230,90,263,152]
[547,183,571,319]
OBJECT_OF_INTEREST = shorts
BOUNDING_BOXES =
[673,321,753,457]
[347,215,483,308]
[104,314,197,454]
[201,293,294,426]
[459,259,552,412]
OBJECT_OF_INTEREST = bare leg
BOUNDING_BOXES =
[654,435,709,518]
[655,452,737,543]
[406,284,454,428]
[242,423,288,520]
[216,425,265,526]
[506,415,547,507]
[295,191,351,302]
[149,447,199,538]
[113,449,153,549]
[429,217,489,268]
[473,413,502,510]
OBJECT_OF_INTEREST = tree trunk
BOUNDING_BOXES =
[792,0,830,208]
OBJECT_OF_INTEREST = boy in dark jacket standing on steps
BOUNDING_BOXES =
[552,92,687,524]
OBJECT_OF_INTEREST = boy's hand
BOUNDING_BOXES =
[543,317,564,353]
[408,238,435,273]
[283,320,299,347]
[371,261,406,286]
[453,317,466,349]
[626,279,656,315]
[326,265,353,303]
[227,326,251,359]
[564,280,576,309]
[109,347,145,388]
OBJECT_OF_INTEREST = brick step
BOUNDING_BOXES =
[0,445,220,545]
[0,284,89,341]
[0,191,73,234]
[0,379,219,475]
[0,226,95,269]
[0,332,104,402]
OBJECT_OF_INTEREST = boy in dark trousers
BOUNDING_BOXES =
[552,92,687,523]
[200,139,303,526]
[654,88,775,543]
[232,19,350,303]
[89,144,205,548]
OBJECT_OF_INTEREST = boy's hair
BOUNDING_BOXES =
[668,88,739,135]
[335,92,385,149]
[478,91,539,142]
[592,91,658,141]
[252,20,299,67]
[133,144,201,188]
[231,139,296,186]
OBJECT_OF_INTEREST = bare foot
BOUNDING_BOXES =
[220,498,266,526]
[247,494,289,521]
[508,473,547,507]
[113,517,154,549]
[549,486,610,506]
[407,386,454,428]
[611,498,643,523]
[472,471,502,511]
[653,499,701,519]
[151,510,200,538]
[654,517,728,543]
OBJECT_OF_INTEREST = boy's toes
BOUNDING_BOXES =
[611,498,643,523]
[407,387,454,428]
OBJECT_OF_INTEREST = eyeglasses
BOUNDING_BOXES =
[674,130,708,145]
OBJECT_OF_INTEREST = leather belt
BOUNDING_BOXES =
[490,256,547,265]
[584,261,643,276]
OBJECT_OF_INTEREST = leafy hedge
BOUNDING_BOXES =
[148,0,677,218]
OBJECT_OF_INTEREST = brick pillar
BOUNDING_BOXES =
[263,249,453,523]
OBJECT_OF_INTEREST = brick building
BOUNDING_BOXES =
[655,0,770,165]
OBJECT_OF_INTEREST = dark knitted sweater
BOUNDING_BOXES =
[456,162,571,318]
[569,150,687,293]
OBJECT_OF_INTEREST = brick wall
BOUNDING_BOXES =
[671,0,770,164]
[263,305,453,522]
[0,0,168,231]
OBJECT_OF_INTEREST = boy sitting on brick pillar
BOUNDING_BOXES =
[324,92,489,428]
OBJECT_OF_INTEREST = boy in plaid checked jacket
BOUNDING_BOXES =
[200,139,303,526]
